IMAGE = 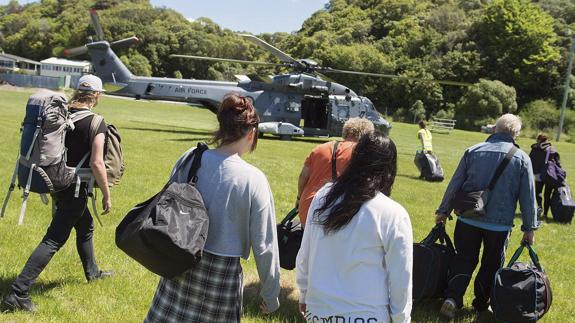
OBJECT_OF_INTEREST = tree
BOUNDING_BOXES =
[455,79,518,130]
[410,100,426,123]
[474,0,561,103]
[120,51,152,76]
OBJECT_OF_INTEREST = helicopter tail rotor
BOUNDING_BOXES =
[89,8,105,41]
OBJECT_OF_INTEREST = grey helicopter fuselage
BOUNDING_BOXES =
[87,40,390,137]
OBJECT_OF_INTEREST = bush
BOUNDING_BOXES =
[519,100,559,133]
[455,79,517,130]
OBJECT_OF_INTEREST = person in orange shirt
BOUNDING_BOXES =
[296,118,375,225]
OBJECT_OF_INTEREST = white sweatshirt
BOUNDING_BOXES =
[296,184,413,323]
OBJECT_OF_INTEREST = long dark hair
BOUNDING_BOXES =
[212,93,260,150]
[314,131,397,234]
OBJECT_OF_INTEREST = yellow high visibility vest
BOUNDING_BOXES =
[418,128,433,151]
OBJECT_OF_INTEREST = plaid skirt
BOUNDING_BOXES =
[144,252,243,323]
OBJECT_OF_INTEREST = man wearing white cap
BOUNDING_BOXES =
[2,75,113,313]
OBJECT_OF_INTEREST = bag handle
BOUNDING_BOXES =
[507,241,542,271]
[421,223,455,252]
[487,146,518,191]
[187,142,209,184]
[331,141,340,181]
[280,208,299,226]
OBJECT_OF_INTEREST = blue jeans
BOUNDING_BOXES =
[11,184,100,297]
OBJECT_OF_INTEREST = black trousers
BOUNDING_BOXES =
[445,220,510,310]
[11,185,100,297]
[535,180,553,217]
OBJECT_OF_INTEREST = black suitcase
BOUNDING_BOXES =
[414,151,444,182]
[115,143,210,278]
[413,224,455,302]
[277,208,303,270]
[492,242,552,322]
[550,185,575,224]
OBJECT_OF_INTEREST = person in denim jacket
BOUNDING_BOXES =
[434,114,538,319]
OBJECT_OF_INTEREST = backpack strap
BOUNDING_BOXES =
[18,163,37,225]
[89,115,105,144]
[331,141,340,181]
[487,146,518,191]
[0,159,20,218]
[70,110,95,123]
[544,147,551,164]
[187,143,209,184]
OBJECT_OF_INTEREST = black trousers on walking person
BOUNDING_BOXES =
[535,180,553,218]
[11,184,101,297]
[445,220,510,311]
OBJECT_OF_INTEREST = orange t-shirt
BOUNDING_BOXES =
[298,140,356,224]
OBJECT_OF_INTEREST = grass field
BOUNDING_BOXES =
[0,87,573,323]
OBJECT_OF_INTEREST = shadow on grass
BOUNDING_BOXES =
[243,281,303,322]
[412,300,489,322]
[0,274,71,298]
[123,127,213,137]
[396,173,424,181]
[259,135,330,145]
[168,137,212,142]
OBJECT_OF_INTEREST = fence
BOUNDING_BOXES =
[0,73,82,90]
[430,117,456,134]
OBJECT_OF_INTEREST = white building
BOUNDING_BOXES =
[40,57,91,78]
[0,53,41,75]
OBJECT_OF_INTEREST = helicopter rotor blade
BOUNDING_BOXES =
[111,36,140,48]
[321,68,473,87]
[170,54,285,67]
[63,45,88,57]
[89,8,105,41]
[238,34,302,67]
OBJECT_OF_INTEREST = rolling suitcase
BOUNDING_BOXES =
[550,185,575,224]
[414,150,444,182]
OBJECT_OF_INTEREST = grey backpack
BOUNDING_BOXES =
[0,90,107,225]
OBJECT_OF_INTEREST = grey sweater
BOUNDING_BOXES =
[171,147,281,310]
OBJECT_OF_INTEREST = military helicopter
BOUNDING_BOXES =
[66,10,470,139]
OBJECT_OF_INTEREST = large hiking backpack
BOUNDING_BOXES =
[492,242,552,322]
[1,90,82,224]
[413,224,455,302]
[116,143,209,278]
[0,90,124,225]
[550,185,575,224]
[414,150,444,182]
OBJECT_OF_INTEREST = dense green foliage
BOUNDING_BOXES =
[1,0,574,133]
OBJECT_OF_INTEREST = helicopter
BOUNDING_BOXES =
[66,9,471,139]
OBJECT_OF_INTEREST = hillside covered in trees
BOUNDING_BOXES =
[1,0,575,137]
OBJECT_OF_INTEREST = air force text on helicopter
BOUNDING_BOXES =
[174,87,208,95]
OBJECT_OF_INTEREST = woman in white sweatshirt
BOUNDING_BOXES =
[296,131,413,323]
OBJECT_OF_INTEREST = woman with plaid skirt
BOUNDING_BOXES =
[145,94,281,322]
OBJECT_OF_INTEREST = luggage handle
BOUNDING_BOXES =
[507,241,542,271]
[279,208,299,227]
[421,223,455,252]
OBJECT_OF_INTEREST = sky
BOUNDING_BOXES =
[0,0,328,34]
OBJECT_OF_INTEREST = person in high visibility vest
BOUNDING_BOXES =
[417,120,433,152]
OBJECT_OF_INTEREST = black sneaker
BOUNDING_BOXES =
[87,270,114,282]
[1,291,37,313]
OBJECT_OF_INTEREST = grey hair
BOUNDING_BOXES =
[495,113,522,138]
[342,117,375,140]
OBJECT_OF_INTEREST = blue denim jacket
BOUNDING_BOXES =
[436,133,538,232]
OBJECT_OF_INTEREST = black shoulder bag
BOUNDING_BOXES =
[115,143,210,278]
[452,146,518,218]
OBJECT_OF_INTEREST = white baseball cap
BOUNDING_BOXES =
[77,74,105,92]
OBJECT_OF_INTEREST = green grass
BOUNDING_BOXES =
[0,87,574,322]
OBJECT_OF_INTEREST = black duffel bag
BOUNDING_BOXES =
[115,143,210,278]
[277,208,303,270]
[413,223,456,302]
[550,185,575,223]
[492,242,552,322]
